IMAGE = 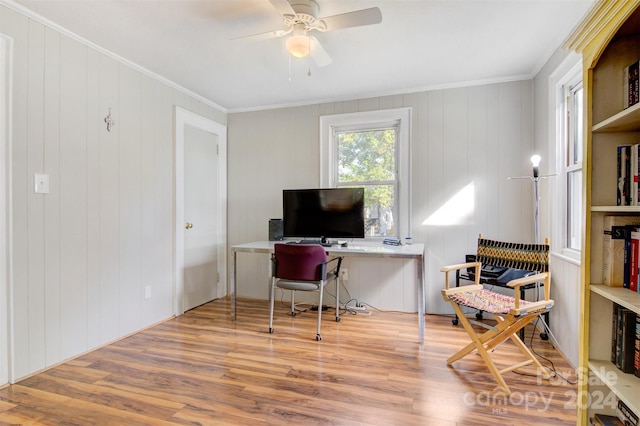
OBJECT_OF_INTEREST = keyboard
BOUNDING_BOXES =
[289,239,343,247]
[300,239,324,244]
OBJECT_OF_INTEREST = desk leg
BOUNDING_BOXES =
[417,255,424,344]
[267,255,273,306]
[232,250,237,321]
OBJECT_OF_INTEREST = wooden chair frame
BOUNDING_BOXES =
[440,236,554,395]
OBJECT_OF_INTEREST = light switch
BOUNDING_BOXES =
[34,173,49,194]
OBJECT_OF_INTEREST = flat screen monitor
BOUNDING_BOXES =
[283,188,365,239]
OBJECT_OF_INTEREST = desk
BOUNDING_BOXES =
[230,241,426,343]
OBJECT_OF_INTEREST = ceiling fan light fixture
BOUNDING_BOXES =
[286,34,310,58]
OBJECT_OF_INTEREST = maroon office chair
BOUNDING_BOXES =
[268,243,343,341]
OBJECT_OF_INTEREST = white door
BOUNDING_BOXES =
[175,108,227,315]
[183,125,218,310]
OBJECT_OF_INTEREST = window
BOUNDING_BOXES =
[320,108,411,239]
[557,68,583,255]
[336,127,397,236]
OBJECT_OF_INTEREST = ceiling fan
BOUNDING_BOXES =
[245,0,383,67]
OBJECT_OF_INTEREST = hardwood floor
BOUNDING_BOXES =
[0,297,577,425]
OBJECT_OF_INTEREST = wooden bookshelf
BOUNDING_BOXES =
[588,359,639,416]
[593,103,640,133]
[591,285,640,313]
[565,1,640,425]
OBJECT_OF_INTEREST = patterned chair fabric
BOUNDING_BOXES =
[476,238,549,272]
[448,288,533,314]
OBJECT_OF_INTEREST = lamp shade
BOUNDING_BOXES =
[286,34,310,58]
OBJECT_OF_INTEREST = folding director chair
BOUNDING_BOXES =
[440,235,554,395]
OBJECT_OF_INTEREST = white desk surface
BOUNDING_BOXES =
[231,240,424,258]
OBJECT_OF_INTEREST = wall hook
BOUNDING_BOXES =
[104,107,115,132]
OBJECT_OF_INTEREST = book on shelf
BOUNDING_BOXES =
[613,305,636,374]
[613,303,620,364]
[615,305,624,370]
[616,144,640,206]
[621,308,636,374]
[592,413,625,426]
[632,144,640,206]
[603,216,640,286]
[617,398,639,426]
[636,314,640,378]
[628,229,639,291]
[618,145,631,206]
[624,60,639,109]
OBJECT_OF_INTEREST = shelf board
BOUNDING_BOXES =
[591,206,640,212]
[591,284,640,314]
[588,359,639,416]
[593,103,640,133]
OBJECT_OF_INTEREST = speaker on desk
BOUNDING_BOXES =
[269,219,283,241]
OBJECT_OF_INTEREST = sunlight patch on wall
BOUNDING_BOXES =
[422,182,475,226]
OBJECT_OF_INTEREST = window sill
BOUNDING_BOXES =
[551,250,581,266]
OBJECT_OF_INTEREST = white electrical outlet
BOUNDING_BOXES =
[341,268,348,281]
[144,285,152,299]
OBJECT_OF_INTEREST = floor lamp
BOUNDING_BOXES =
[508,154,555,340]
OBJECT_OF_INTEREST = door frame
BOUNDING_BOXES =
[174,107,227,316]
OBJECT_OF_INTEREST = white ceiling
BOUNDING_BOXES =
[9,0,595,112]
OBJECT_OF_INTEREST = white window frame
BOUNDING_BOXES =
[320,108,411,240]
[554,61,583,262]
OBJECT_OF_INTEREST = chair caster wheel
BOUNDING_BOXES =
[336,317,341,322]
[452,318,458,326]
[540,332,549,341]
[475,312,484,320]
[316,334,322,341]
[269,328,274,334]
[290,312,296,317]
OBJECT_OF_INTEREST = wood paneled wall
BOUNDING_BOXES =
[228,81,535,315]
[1,5,226,381]
[3,2,582,383]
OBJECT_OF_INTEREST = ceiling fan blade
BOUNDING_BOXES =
[309,36,332,67]
[269,0,295,16]
[320,7,382,31]
[231,28,291,41]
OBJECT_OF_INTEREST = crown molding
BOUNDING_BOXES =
[564,0,639,67]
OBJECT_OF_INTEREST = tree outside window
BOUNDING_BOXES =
[336,129,397,237]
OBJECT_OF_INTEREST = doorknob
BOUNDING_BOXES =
[185,222,193,229]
